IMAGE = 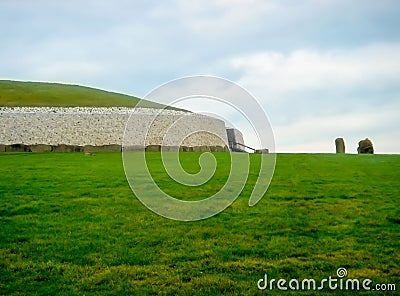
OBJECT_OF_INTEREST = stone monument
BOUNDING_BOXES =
[335,138,345,153]
[357,138,374,154]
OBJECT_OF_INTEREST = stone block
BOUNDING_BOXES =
[101,145,122,152]
[52,144,83,152]
[5,144,31,152]
[180,146,194,152]
[210,146,225,152]
[161,146,180,152]
[179,146,188,152]
[84,145,97,153]
[73,145,84,152]
[29,144,53,152]
[84,145,121,153]
[255,149,269,154]
[146,145,161,152]
[193,146,211,152]
[123,145,145,152]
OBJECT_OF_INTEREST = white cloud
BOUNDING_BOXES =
[230,43,400,100]
[174,0,276,36]
[223,43,400,153]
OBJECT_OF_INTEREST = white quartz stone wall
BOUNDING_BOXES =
[0,107,229,147]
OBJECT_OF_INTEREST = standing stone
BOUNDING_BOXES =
[335,138,345,154]
[357,138,374,154]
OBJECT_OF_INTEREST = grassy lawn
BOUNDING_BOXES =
[0,152,399,295]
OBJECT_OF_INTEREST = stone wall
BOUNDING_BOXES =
[0,107,229,149]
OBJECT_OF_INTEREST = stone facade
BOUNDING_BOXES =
[0,107,230,150]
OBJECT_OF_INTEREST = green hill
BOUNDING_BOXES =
[0,80,162,108]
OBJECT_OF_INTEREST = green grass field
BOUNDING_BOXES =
[0,152,399,295]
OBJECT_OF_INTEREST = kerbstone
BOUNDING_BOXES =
[5,144,31,152]
[52,144,83,152]
[29,144,52,152]
[146,145,161,152]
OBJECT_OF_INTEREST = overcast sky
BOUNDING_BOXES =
[1,0,399,153]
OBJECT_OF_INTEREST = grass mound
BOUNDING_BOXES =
[0,80,161,107]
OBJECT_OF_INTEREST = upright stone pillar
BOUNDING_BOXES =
[335,138,345,153]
